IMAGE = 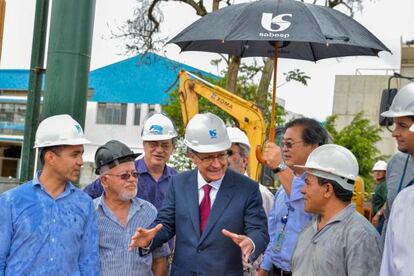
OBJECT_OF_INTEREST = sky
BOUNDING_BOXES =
[1,0,414,121]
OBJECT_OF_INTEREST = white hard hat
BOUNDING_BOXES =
[34,114,90,148]
[184,112,231,153]
[295,144,359,191]
[141,113,178,141]
[227,127,251,149]
[372,160,387,171]
[381,83,414,118]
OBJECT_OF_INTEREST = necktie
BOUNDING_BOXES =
[199,184,212,233]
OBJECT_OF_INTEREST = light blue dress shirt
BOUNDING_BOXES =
[94,196,170,276]
[261,174,312,271]
[0,173,100,276]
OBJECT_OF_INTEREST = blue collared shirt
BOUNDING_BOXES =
[0,173,99,276]
[84,159,177,211]
[261,174,312,271]
[94,196,170,276]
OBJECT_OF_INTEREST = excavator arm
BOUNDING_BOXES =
[178,70,266,181]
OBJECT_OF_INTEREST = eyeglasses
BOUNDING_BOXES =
[145,141,173,150]
[226,149,240,156]
[280,140,304,149]
[105,171,139,180]
[193,152,228,165]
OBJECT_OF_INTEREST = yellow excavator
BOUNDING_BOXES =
[177,69,365,215]
[178,69,266,181]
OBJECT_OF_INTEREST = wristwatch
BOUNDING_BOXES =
[272,162,287,174]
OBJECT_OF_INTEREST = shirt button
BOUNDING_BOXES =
[51,238,55,242]
[52,219,56,223]
[50,257,54,261]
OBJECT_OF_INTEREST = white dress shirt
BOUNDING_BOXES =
[197,171,223,206]
[380,185,414,276]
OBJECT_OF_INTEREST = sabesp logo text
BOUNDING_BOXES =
[259,13,291,38]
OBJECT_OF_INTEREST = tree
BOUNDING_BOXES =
[324,112,383,193]
[118,0,366,96]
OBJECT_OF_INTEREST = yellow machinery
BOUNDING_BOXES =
[352,176,365,215]
[178,70,266,181]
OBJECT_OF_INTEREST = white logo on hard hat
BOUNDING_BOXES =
[261,13,292,32]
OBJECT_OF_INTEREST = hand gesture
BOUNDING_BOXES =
[263,142,282,170]
[222,229,254,263]
[371,213,380,227]
[129,224,163,251]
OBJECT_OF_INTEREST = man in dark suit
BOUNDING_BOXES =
[129,112,269,275]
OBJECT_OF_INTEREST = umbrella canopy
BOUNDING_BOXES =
[169,0,390,60]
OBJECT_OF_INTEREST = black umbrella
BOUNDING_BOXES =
[169,0,390,149]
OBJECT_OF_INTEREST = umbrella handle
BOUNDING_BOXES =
[255,145,266,164]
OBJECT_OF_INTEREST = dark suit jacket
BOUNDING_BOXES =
[150,169,269,276]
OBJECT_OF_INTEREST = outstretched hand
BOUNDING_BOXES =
[222,229,253,263]
[129,224,163,251]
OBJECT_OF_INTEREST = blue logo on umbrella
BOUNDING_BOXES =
[209,129,217,139]
[150,125,163,135]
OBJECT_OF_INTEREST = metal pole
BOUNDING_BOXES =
[20,0,49,183]
[0,0,6,62]
[42,0,96,126]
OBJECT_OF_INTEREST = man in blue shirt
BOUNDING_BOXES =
[0,114,99,276]
[259,118,328,276]
[84,113,177,211]
[93,140,170,276]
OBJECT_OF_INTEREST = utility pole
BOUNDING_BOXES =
[19,0,49,183]
[0,0,6,62]
[42,0,96,126]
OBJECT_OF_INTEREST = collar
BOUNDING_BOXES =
[136,158,175,178]
[313,203,355,230]
[32,171,76,193]
[197,170,224,191]
[96,195,145,224]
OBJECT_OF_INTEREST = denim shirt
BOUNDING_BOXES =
[0,173,99,276]
[261,174,312,271]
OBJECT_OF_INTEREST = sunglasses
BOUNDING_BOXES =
[280,140,303,149]
[105,171,139,180]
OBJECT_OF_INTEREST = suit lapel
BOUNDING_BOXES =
[185,170,201,238]
[199,170,235,244]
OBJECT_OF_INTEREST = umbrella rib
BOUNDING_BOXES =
[309,42,318,61]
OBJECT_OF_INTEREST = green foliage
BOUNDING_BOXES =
[283,69,310,86]
[324,112,383,193]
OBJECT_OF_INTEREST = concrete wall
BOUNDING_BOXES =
[332,75,398,158]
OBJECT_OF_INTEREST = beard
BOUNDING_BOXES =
[118,187,138,201]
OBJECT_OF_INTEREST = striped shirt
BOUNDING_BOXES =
[94,196,170,276]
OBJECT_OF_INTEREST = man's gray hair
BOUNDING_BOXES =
[237,143,250,158]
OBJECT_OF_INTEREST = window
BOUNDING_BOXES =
[0,102,26,135]
[96,103,127,125]
[134,104,141,125]
[148,104,156,114]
